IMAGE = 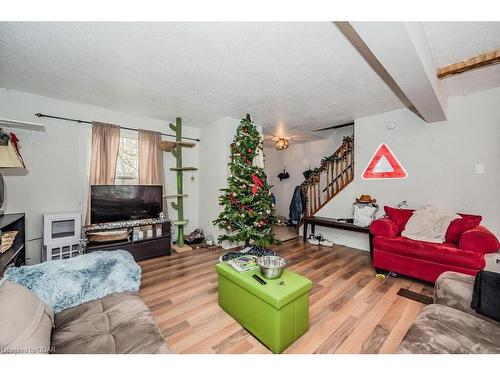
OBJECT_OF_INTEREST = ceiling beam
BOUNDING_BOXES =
[334,22,418,118]
[336,22,448,123]
[437,49,500,79]
[313,121,354,132]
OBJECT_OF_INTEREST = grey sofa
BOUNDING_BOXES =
[398,271,500,354]
[0,280,172,354]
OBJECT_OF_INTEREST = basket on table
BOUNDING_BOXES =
[0,231,19,254]
[87,229,130,243]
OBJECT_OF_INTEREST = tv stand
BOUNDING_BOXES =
[0,213,25,277]
[82,218,171,262]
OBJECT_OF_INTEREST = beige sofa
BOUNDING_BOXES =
[0,280,172,354]
[398,271,500,353]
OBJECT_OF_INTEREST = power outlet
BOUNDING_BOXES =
[474,164,485,174]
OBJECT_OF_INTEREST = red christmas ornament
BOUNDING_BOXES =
[251,174,264,195]
[247,148,253,153]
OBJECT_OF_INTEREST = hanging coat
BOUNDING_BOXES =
[289,186,306,225]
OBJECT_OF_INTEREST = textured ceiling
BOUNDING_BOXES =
[0,22,403,131]
[422,22,500,97]
[1,22,499,131]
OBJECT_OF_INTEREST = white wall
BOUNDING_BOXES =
[264,126,354,218]
[0,88,200,264]
[198,117,238,246]
[315,86,500,251]
[263,146,285,216]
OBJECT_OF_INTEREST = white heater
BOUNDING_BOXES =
[42,213,82,262]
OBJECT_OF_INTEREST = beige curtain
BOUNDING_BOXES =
[138,129,164,186]
[138,129,166,217]
[85,122,121,224]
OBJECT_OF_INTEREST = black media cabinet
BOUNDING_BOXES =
[0,213,26,276]
[85,221,171,262]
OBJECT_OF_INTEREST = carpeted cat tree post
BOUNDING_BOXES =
[159,117,197,253]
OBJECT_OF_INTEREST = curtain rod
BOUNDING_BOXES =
[34,113,200,142]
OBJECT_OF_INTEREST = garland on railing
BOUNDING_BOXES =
[301,136,354,189]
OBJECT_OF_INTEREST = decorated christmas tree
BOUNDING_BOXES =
[213,114,277,247]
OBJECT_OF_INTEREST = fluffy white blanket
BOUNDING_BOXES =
[402,206,460,244]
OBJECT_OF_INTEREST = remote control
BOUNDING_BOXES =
[252,274,267,285]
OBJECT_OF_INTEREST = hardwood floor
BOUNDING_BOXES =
[138,239,432,354]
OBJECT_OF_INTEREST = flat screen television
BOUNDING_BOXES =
[90,185,163,224]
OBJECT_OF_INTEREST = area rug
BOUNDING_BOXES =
[4,250,141,312]
[219,245,278,262]
[397,288,433,305]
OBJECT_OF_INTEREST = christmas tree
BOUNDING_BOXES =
[213,114,277,247]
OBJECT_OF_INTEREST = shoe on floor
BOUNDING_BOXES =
[314,233,333,247]
[319,238,334,247]
[307,234,319,245]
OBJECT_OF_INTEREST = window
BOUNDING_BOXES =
[115,130,139,185]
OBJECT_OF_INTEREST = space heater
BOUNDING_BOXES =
[42,213,82,261]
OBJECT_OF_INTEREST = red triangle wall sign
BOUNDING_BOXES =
[362,143,407,179]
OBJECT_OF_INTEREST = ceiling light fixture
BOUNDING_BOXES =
[275,137,290,150]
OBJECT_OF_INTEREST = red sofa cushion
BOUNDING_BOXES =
[370,218,398,238]
[459,226,499,254]
[445,214,482,243]
[373,236,485,270]
[384,206,414,233]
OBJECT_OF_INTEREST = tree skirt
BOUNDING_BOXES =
[4,250,141,313]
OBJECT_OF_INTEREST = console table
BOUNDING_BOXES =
[302,216,373,256]
[82,218,171,262]
[0,213,26,276]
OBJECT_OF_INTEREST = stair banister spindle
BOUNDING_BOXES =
[317,175,321,210]
[312,181,316,213]
[309,184,314,215]
[350,141,354,179]
[335,156,340,192]
[326,162,331,199]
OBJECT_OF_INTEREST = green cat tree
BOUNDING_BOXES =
[160,117,197,253]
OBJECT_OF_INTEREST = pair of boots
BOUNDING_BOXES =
[307,234,333,247]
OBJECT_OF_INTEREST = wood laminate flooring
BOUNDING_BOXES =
[138,239,432,354]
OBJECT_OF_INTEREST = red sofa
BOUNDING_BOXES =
[370,206,500,283]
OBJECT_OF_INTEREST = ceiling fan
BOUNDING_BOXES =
[263,121,354,150]
[263,129,324,150]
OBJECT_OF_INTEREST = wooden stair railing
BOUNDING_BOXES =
[301,139,354,217]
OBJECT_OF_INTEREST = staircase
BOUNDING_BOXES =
[301,137,354,217]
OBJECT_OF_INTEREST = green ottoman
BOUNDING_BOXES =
[216,262,312,353]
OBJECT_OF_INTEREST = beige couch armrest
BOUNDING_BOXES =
[434,271,476,316]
